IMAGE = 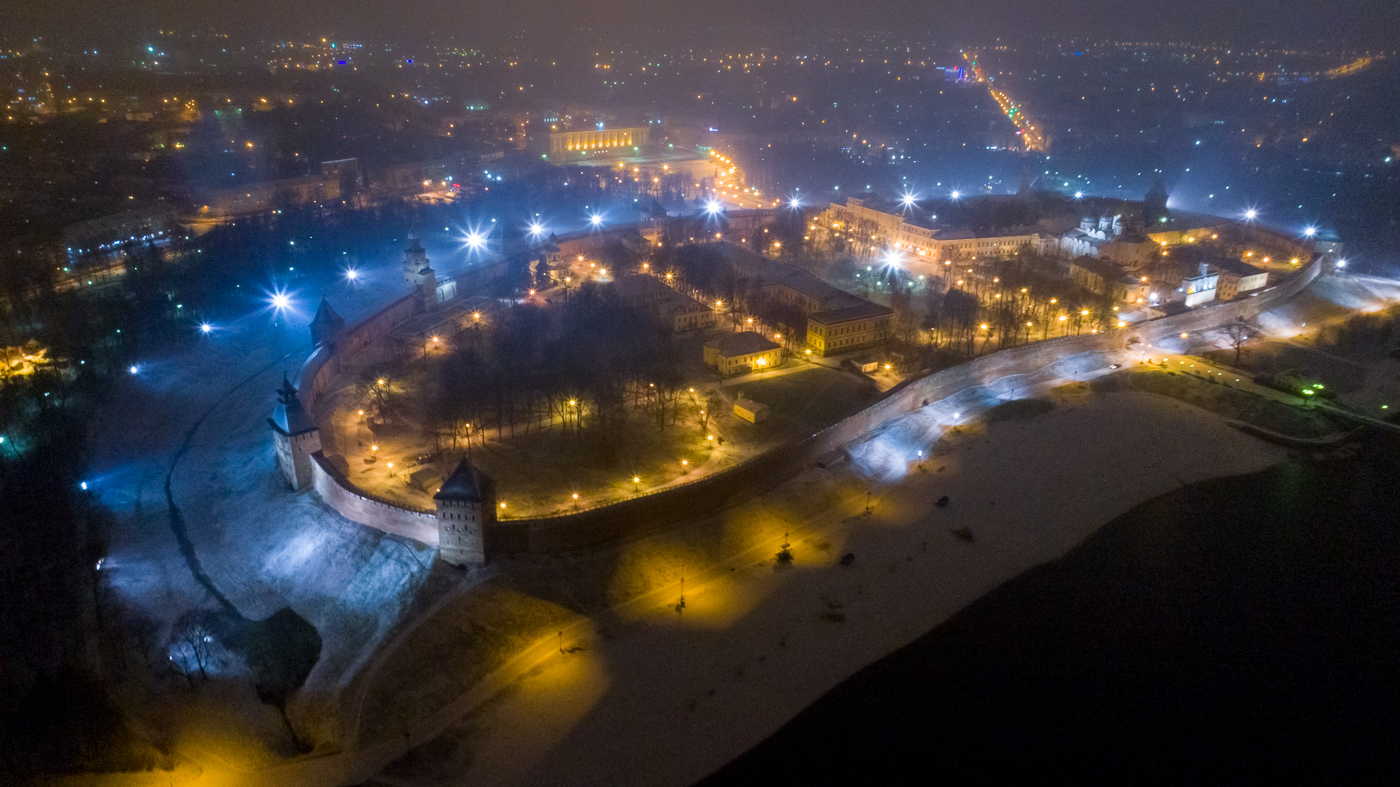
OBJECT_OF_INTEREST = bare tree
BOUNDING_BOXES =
[168,615,219,688]
[1223,317,1260,365]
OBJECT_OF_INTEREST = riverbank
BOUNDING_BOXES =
[702,427,1400,782]
[372,387,1289,786]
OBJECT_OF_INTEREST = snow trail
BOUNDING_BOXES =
[163,351,294,617]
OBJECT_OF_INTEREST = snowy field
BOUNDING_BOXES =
[371,389,1287,786]
[87,228,474,762]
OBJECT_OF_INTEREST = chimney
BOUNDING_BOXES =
[1199,262,1209,277]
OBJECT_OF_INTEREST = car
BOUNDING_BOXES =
[1109,363,1122,369]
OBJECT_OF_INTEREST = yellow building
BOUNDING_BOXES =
[805,303,895,357]
[1214,259,1271,301]
[704,332,782,375]
[550,126,650,154]
[612,274,716,332]
[733,398,770,423]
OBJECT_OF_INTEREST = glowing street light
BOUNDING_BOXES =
[900,191,918,208]
[704,199,723,216]
[527,221,546,238]
[1244,208,1259,221]
[589,213,605,227]
[269,290,291,311]
[1303,226,1317,237]
[199,323,212,334]
[950,190,961,200]
[128,365,139,375]
[789,197,802,208]
[345,268,359,281]
[1074,191,1084,199]
[465,230,487,251]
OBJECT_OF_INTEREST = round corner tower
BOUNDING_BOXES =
[434,458,495,566]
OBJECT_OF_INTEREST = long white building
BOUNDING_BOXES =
[812,197,1044,263]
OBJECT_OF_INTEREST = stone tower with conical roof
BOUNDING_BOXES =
[269,375,322,491]
[310,297,345,349]
[434,458,495,565]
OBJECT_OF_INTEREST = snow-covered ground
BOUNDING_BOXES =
[81,258,1399,785]
[88,229,473,759]
[371,388,1287,786]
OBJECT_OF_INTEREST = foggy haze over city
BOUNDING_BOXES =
[2,2,1398,785]
[10,0,1400,46]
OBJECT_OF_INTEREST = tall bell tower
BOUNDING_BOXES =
[403,230,435,290]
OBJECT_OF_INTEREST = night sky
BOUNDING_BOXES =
[9,0,1400,47]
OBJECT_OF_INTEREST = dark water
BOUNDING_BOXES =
[700,433,1400,783]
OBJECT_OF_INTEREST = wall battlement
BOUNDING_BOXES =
[275,218,1323,565]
